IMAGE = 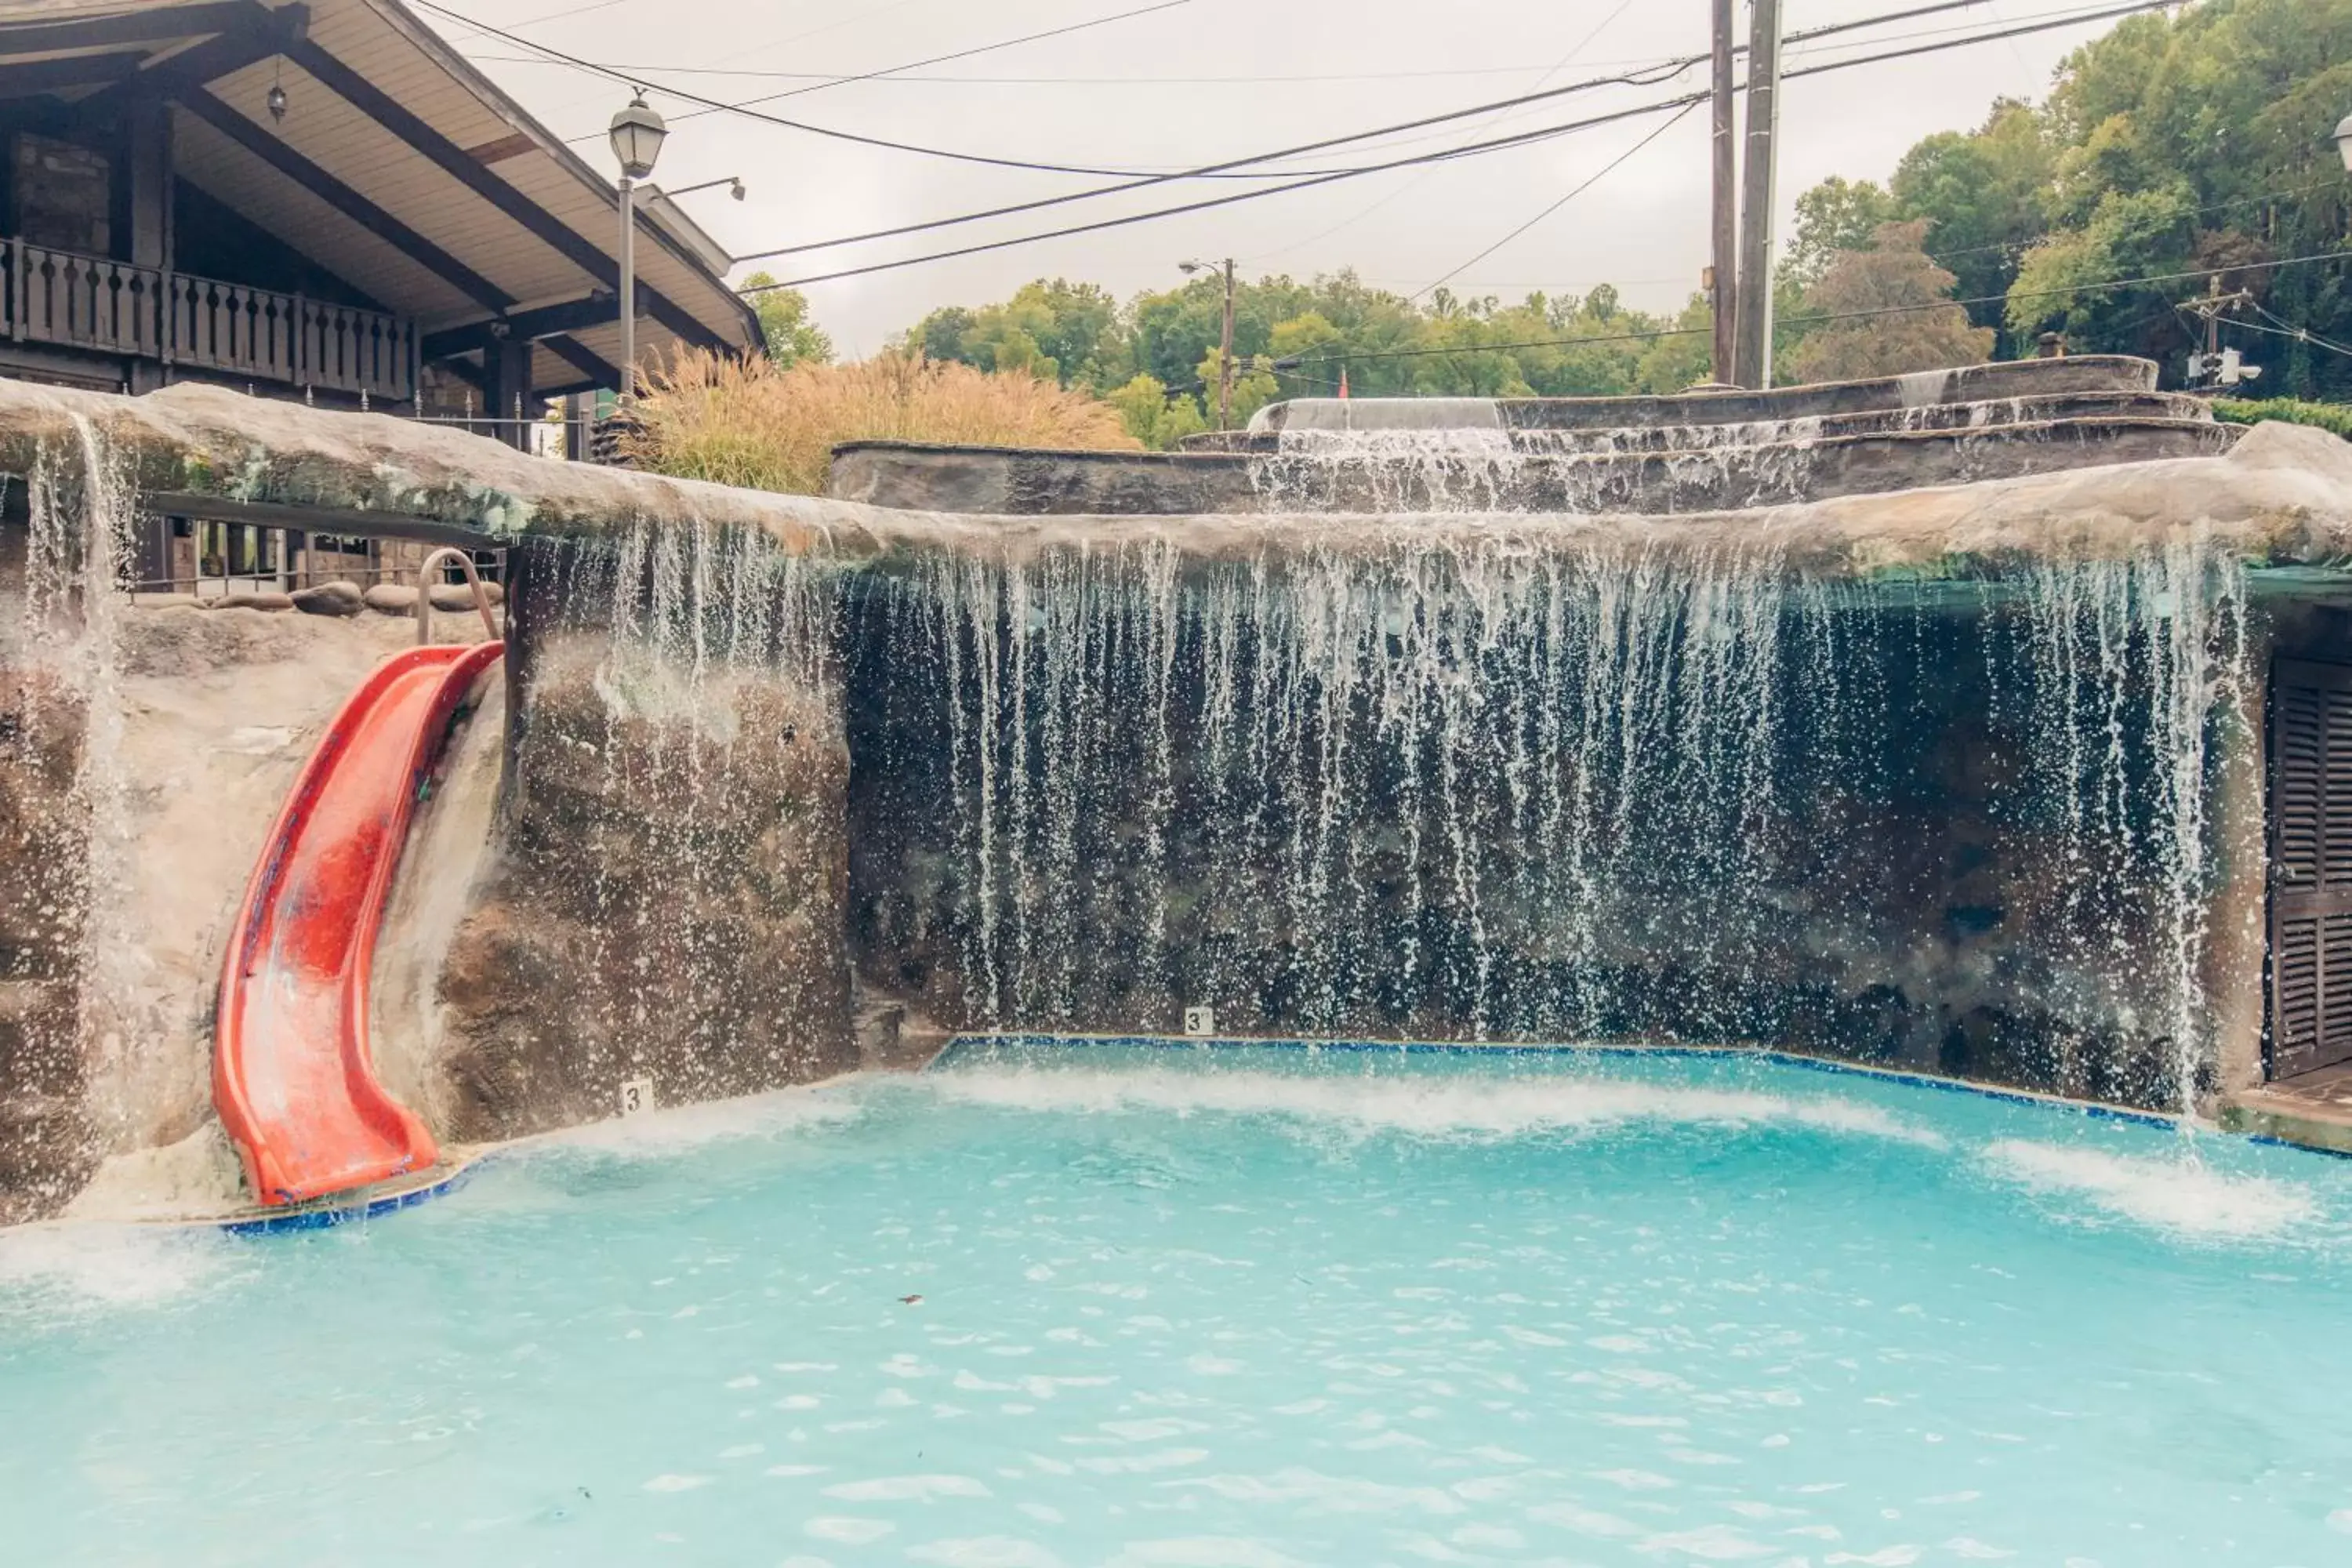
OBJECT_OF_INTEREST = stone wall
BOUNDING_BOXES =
[840,547,2313,1112]
[428,530,858,1140]
[0,553,93,1222]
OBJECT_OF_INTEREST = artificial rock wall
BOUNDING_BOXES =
[430,527,859,1140]
[840,543,2307,1112]
[5,382,2352,1218]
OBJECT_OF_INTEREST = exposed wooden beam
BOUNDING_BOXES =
[66,2,304,128]
[541,333,621,392]
[463,132,535,165]
[179,88,515,314]
[0,2,256,57]
[286,37,736,357]
[434,352,487,394]
[0,51,143,97]
[423,293,615,358]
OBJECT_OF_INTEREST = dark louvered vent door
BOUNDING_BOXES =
[2270,659,2352,1079]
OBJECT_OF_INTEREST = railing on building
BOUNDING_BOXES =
[131,518,503,602]
[2,237,416,403]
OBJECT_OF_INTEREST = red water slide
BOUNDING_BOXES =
[214,640,505,1207]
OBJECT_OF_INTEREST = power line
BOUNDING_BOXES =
[642,0,1196,122]
[743,1,2189,290]
[1275,249,2352,369]
[2241,300,2352,358]
[412,0,1236,181]
[422,0,2089,188]
[460,53,1698,85]
[733,61,1708,263]
[1411,103,1702,302]
[746,96,1708,285]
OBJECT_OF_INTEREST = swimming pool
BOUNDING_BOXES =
[5,1040,2350,1566]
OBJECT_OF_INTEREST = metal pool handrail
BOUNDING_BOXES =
[414,546,501,646]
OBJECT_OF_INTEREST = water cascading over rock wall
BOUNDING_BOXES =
[0,431,129,1223]
[2,378,2350,1220]
[433,521,858,1138]
[844,534,2263,1110]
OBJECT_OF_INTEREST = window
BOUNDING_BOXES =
[13,134,111,254]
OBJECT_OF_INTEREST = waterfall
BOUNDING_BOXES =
[851,532,2250,1112]
[1247,421,1829,514]
[1,416,133,1204]
[459,517,854,1127]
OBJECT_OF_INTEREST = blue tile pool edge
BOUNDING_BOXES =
[41,1031,2339,1240]
[216,1163,482,1236]
[931,1030,2212,1135]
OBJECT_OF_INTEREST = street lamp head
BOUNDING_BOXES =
[1178,260,1206,275]
[2336,111,2352,173]
[608,91,668,181]
[730,177,746,201]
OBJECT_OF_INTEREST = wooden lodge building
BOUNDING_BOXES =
[0,0,758,590]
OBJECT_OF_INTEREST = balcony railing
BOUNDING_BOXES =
[1,238,416,403]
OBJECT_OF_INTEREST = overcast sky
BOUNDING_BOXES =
[426,0,2124,354]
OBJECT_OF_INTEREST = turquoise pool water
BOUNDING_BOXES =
[6,1041,2352,1566]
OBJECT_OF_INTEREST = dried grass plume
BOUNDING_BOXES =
[625,348,1142,495]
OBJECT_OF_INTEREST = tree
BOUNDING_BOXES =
[739,274,833,367]
[1888,100,2053,336]
[1788,220,1994,383]
[1786,177,1894,290]
[2003,184,2196,350]
[1103,372,1210,449]
[1194,349,1280,428]
[1632,294,1718,394]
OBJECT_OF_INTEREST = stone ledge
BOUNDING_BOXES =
[2221,1071,2352,1156]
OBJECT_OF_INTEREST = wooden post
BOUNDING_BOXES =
[1733,0,1783,390]
[1709,0,1737,385]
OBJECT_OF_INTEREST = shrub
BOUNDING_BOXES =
[625,349,1141,495]
[2211,397,2352,441]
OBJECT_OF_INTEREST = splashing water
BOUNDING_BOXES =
[1,415,136,1210]
[851,535,2249,1115]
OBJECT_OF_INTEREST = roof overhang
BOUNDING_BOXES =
[0,0,760,397]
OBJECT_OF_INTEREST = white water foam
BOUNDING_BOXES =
[0,1221,241,1316]
[1981,1140,2320,1240]
[924,1066,1944,1146]
[524,1081,861,1160]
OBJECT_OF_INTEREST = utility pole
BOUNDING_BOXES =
[1708,0,1737,385]
[1217,256,1237,431]
[1732,0,1783,389]
[2184,273,2260,387]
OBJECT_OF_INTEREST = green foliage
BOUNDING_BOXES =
[1787,178,1894,291]
[854,6,2352,408]
[739,274,833,367]
[891,267,1724,423]
[1791,221,1995,383]
[1104,373,1210,449]
[1784,0,2352,390]
[1886,99,2053,332]
[2212,397,2352,437]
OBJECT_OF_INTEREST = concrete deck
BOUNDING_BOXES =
[2220,1064,2352,1156]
